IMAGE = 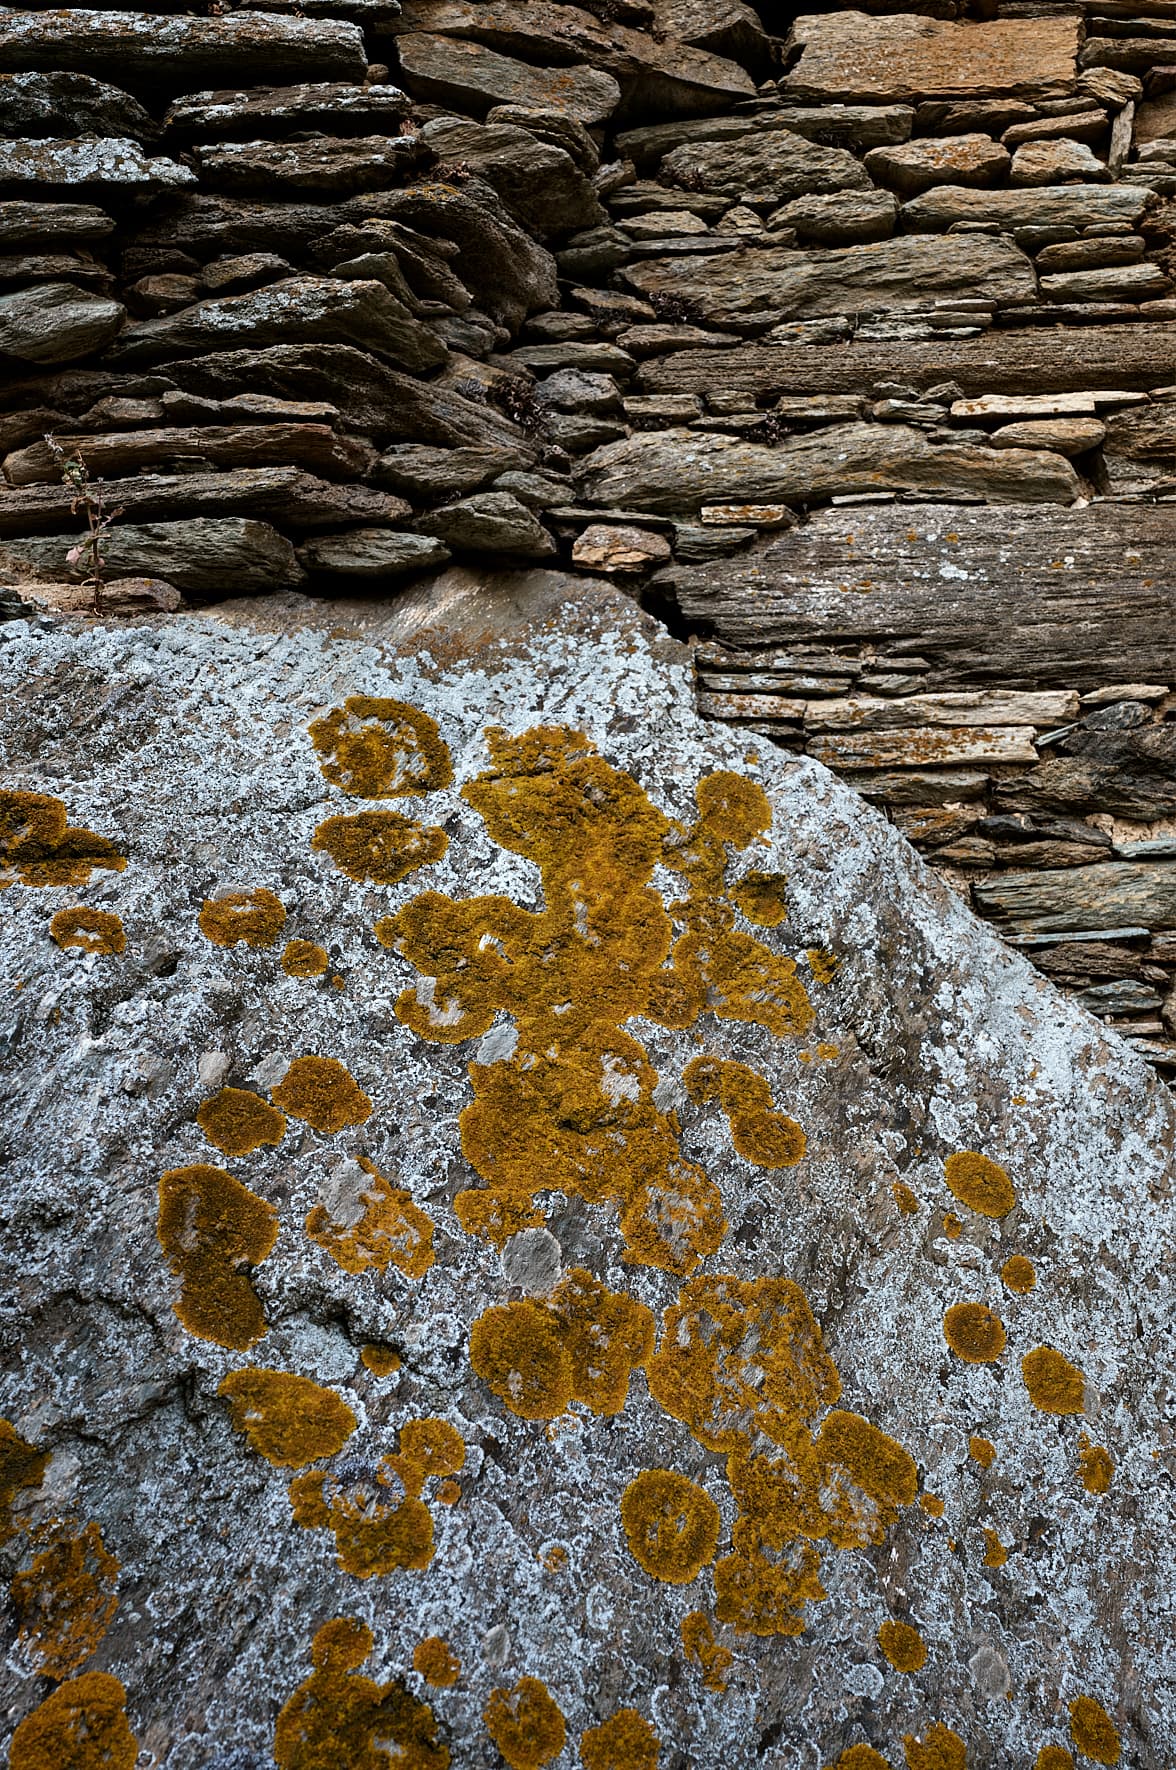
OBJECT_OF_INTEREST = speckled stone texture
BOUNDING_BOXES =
[1,585,1173,1768]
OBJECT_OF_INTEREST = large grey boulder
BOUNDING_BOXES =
[0,583,1171,1766]
[574,423,1080,513]
[621,235,1036,329]
[0,281,124,363]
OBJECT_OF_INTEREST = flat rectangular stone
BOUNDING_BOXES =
[781,12,1079,104]
[697,690,806,720]
[805,690,1080,731]
[0,10,367,83]
[975,862,1176,934]
[615,105,914,166]
[807,726,1039,768]
[901,184,1147,231]
[951,393,1098,420]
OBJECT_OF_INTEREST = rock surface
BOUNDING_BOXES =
[0,584,1172,1767]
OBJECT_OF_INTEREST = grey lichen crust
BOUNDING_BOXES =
[0,588,1173,1767]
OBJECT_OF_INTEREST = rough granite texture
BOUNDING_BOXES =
[1,589,1173,1767]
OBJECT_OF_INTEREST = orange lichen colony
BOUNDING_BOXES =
[305,1156,433,1278]
[271,1055,372,1134]
[289,1418,463,1578]
[919,1494,944,1519]
[196,1087,286,1157]
[902,1725,967,1769]
[413,1636,460,1688]
[7,1672,137,1770]
[0,1420,49,1544]
[878,1619,926,1673]
[1001,1255,1036,1293]
[968,1436,996,1469]
[157,1164,279,1350]
[469,1268,654,1420]
[682,1055,806,1168]
[1077,1435,1113,1495]
[483,1676,566,1770]
[311,811,448,886]
[942,1214,963,1241]
[1069,1698,1121,1765]
[806,948,840,984]
[982,1528,1008,1569]
[282,938,330,978]
[1023,1346,1086,1414]
[11,1521,120,1680]
[825,1749,891,1770]
[373,725,812,1269]
[646,1276,916,1636]
[198,887,286,948]
[730,867,789,926]
[310,695,453,798]
[579,1708,660,1770]
[892,1182,919,1215]
[0,791,126,890]
[680,1611,732,1693]
[942,1303,1006,1364]
[1035,1749,1074,1770]
[274,1618,449,1770]
[620,1469,721,1584]
[944,1150,1016,1217]
[218,1369,357,1468]
[361,1342,400,1376]
[48,907,126,955]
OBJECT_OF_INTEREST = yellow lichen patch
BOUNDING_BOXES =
[435,1478,461,1506]
[470,1273,654,1421]
[943,1303,1006,1364]
[969,1436,996,1469]
[11,1521,119,1680]
[815,1411,919,1547]
[647,1275,842,1453]
[982,1528,1007,1568]
[157,1164,278,1350]
[0,791,126,890]
[1069,1697,1121,1765]
[1036,1750,1074,1770]
[1077,1435,1113,1495]
[806,949,840,984]
[944,1151,1015,1218]
[413,1636,460,1688]
[274,1617,449,1770]
[540,1543,568,1573]
[305,1156,433,1278]
[1000,1254,1036,1293]
[282,939,329,978]
[48,907,125,956]
[361,1342,400,1377]
[892,1182,919,1215]
[484,1676,566,1770]
[309,696,453,798]
[682,1056,805,1169]
[919,1494,944,1519]
[680,1611,732,1694]
[218,1369,357,1468]
[198,888,286,949]
[272,1056,372,1134]
[548,1267,655,1415]
[377,727,814,1267]
[943,1213,963,1241]
[824,1749,891,1770]
[579,1709,659,1770]
[196,1087,286,1158]
[311,811,448,886]
[1022,1346,1086,1415]
[8,1671,137,1770]
[469,1301,572,1421]
[0,1420,49,1544]
[620,1469,721,1584]
[713,1539,826,1637]
[903,1725,968,1770]
[730,869,789,926]
[878,1619,926,1673]
[290,1420,461,1578]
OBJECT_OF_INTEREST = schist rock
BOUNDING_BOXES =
[0,137,195,192]
[780,12,1080,104]
[0,70,158,140]
[0,584,1170,1766]
[574,422,1080,514]
[621,234,1036,329]
[0,281,125,363]
[0,9,369,84]
[0,514,304,591]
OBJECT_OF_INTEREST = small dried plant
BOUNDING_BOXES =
[44,435,124,612]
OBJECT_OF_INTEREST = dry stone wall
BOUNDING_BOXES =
[3,0,1176,1065]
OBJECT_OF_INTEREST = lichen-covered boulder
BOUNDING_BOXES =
[0,584,1172,1768]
